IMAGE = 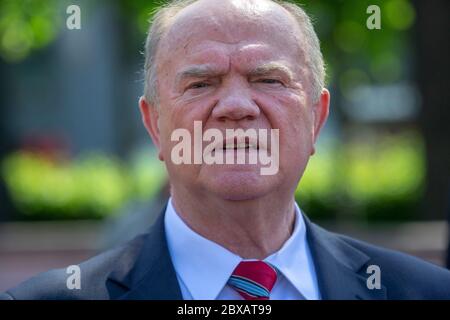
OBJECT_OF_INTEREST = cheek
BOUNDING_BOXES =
[156,103,207,167]
[154,109,179,161]
[260,92,314,168]
[262,92,313,141]
[165,86,214,124]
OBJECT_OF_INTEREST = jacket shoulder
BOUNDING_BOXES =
[335,233,450,299]
[2,233,147,300]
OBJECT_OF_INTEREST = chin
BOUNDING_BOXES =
[201,166,279,201]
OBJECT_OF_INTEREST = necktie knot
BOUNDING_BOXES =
[228,261,278,300]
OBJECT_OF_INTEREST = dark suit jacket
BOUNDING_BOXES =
[2,209,450,300]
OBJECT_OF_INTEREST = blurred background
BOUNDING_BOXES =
[0,0,449,291]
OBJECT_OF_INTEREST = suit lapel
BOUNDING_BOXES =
[108,208,183,300]
[304,215,387,300]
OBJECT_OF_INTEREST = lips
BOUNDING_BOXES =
[222,140,258,151]
[213,136,265,152]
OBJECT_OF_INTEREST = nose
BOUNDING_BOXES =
[211,82,260,122]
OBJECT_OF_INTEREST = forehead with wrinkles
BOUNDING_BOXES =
[156,0,306,71]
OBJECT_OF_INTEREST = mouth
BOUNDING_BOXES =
[214,137,261,152]
[221,139,259,151]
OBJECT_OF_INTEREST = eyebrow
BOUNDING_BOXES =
[248,62,295,82]
[175,61,295,85]
[175,64,224,85]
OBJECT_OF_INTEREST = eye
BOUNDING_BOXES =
[188,82,211,90]
[257,78,284,85]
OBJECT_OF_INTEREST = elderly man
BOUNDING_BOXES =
[2,0,450,300]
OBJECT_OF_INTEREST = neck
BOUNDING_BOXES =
[171,186,296,260]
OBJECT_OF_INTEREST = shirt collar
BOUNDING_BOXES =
[164,197,319,300]
[265,204,321,300]
[164,199,241,299]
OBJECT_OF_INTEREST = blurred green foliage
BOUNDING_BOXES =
[302,0,415,90]
[1,150,167,220]
[0,0,416,74]
[1,134,424,221]
[0,0,61,62]
[296,132,425,221]
[119,0,416,88]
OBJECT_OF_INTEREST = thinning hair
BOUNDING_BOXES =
[143,0,325,106]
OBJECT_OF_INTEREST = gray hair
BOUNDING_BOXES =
[143,0,325,106]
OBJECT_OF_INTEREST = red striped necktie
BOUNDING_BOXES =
[227,261,278,300]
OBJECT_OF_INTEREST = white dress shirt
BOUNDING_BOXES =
[164,197,321,300]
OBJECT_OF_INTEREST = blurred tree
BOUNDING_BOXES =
[0,0,61,62]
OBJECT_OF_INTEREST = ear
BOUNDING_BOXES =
[139,96,164,161]
[310,88,330,156]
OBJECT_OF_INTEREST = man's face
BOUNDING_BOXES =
[141,0,329,201]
